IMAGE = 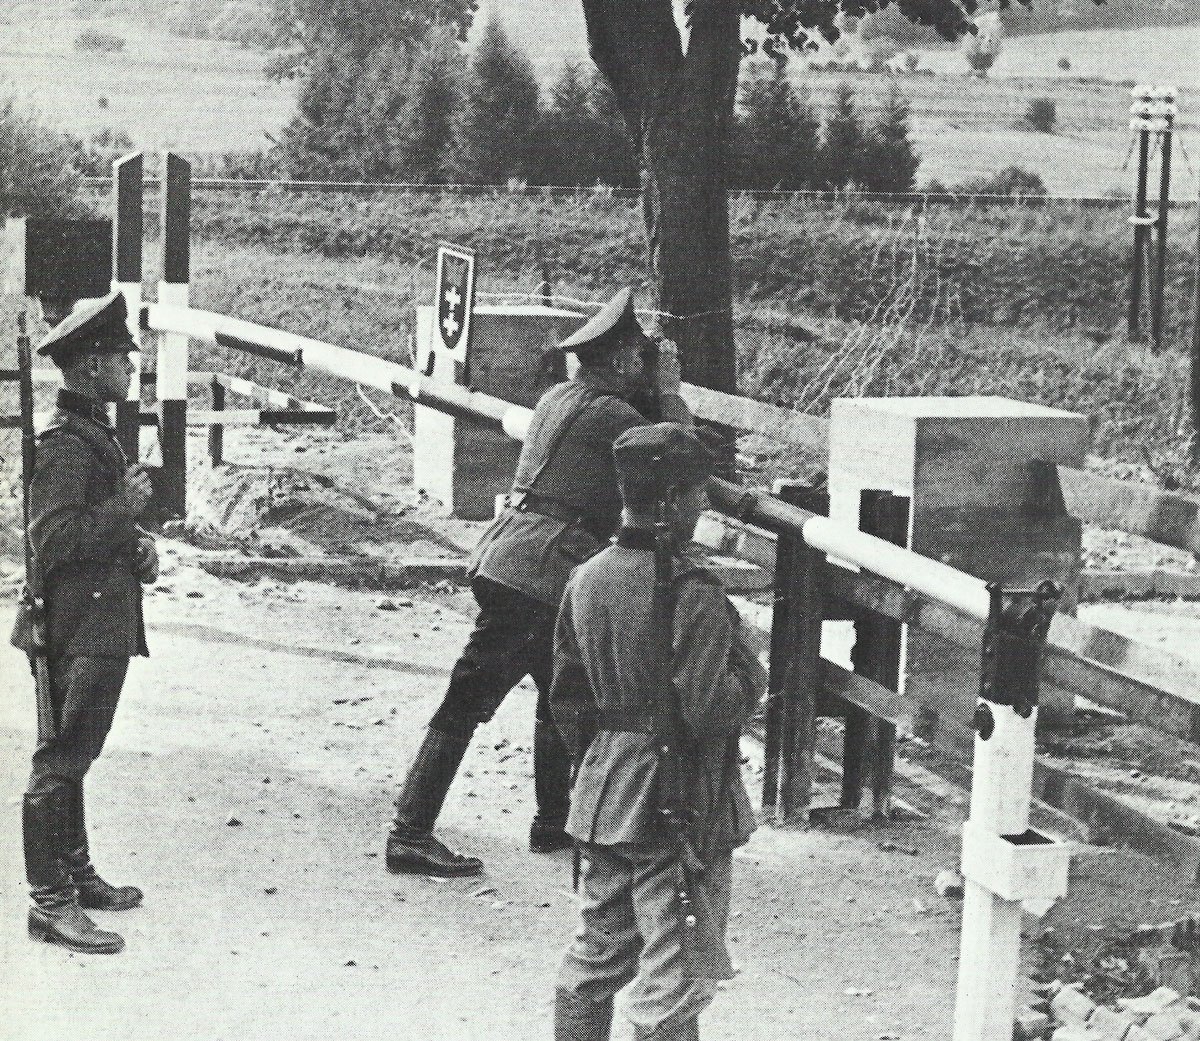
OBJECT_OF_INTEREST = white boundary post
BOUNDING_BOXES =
[112,152,143,460]
[157,153,190,517]
[953,585,1070,1041]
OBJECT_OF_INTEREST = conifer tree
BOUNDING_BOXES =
[860,82,919,191]
[820,83,865,188]
[395,25,465,182]
[732,61,820,190]
[451,19,540,184]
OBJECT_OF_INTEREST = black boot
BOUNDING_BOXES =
[64,785,142,911]
[24,791,124,955]
[633,1018,699,1041]
[554,988,613,1041]
[386,729,482,877]
[531,718,572,854]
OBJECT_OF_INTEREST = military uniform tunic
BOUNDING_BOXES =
[426,367,648,741]
[19,390,149,784]
[551,530,767,1032]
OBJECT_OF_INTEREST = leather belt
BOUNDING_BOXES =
[509,491,609,541]
[589,708,655,734]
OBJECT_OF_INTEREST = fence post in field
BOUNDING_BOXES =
[851,489,909,819]
[112,152,143,460]
[827,397,1087,755]
[953,582,1069,1041]
[157,153,191,518]
[1128,121,1153,343]
[1192,188,1200,469]
[1151,98,1175,352]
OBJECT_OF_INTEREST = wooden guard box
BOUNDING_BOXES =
[827,396,1088,745]
[412,304,584,520]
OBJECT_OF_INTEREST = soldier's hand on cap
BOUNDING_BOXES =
[136,535,159,583]
[654,339,682,397]
[122,464,154,516]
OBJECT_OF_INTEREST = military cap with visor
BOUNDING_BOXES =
[38,290,136,365]
[613,422,720,496]
[558,287,641,359]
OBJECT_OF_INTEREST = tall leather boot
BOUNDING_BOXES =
[386,729,483,877]
[633,1018,699,1041]
[530,718,572,854]
[63,783,142,911]
[24,790,123,955]
[554,988,613,1041]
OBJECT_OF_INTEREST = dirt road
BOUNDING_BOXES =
[1,549,976,1041]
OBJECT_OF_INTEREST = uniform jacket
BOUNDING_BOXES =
[20,390,148,658]
[551,531,768,856]
[469,367,647,606]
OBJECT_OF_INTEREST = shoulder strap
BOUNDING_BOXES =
[519,389,617,495]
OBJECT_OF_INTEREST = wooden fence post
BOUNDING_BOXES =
[852,490,910,818]
[208,375,224,466]
[771,483,827,825]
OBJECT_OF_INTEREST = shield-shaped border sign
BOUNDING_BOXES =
[433,243,476,373]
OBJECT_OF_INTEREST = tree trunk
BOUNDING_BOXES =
[583,0,740,395]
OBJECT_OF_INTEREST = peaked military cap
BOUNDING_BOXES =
[559,287,640,357]
[38,290,135,363]
[614,422,720,491]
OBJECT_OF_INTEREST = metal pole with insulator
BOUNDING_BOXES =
[157,153,191,518]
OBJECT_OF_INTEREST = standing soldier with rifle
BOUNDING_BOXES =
[550,423,767,1041]
[10,291,158,955]
[385,288,690,878]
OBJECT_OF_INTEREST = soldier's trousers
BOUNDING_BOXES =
[557,842,734,1033]
[24,656,129,889]
[428,577,556,738]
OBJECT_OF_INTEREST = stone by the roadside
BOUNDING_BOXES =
[1015,1007,1051,1039]
[1051,1028,1104,1041]
[227,817,243,827]
[376,598,398,611]
[1052,985,1099,1025]
[934,869,965,899]
[1088,1005,1139,1039]
[1140,1010,1188,1041]
[1120,990,1184,1023]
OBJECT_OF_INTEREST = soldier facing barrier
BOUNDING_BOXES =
[11,291,158,955]
[550,423,767,1041]
[385,288,692,877]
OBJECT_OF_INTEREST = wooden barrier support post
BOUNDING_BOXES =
[157,153,191,517]
[1151,114,1174,352]
[953,583,1069,1041]
[208,375,224,466]
[851,489,909,818]
[112,152,143,460]
[774,483,827,824]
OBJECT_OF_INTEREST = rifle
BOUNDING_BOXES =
[13,312,55,741]
[651,493,704,931]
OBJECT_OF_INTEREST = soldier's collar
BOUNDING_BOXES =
[57,389,112,426]
[617,527,658,551]
[575,366,630,397]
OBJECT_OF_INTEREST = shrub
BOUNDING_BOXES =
[74,28,126,54]
[956,167,1047,197]
[820,83,866,188]
[902,52,920,73]
[68,127,136,176]
[859,83,920,192]
[1025,97,1057,133]
[0,98,86,218]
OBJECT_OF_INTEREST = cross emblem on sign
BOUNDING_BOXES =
[442,286,462,339]
[434,246,473,356]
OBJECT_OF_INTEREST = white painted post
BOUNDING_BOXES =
[953,585,1070,1041]
[157,153,190,517]
[112,152,143,460]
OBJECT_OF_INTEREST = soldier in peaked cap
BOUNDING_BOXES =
[11,291,158,954]
[550,423,766,1041]
[385,288,692,878]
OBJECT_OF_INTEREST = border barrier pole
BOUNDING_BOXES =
[1151,101,1175,352]
[157,153,191,517]
[112,152,143,460]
